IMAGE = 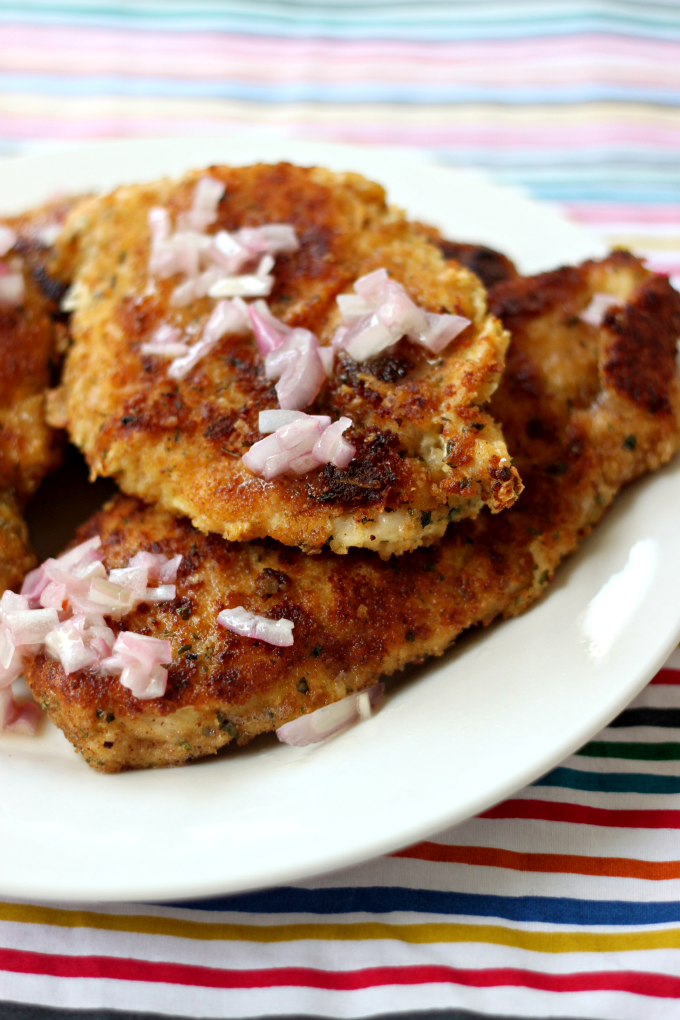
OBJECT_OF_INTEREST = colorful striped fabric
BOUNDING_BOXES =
[1,2,680,1016]
[2,651,680,1019]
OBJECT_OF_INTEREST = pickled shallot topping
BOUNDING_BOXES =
[0,537,185,712]
[579,292,620,327]
[334,268,471,361]
[0,687,41,736]
[242,410,355,479]
[0,268,25,307]
[142,300,250,379]
[101,632,171,700]
[146,178,298,308]
[276,683,384,746]
[265,327,326,410]
[0,225,17,257]
[217,606,294,647]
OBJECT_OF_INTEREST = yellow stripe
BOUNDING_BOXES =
[604,235,680,251]
[2,93,679,128]
[2,901,680,954]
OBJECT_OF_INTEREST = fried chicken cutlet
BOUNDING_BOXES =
[0,202,68,592]
[48,163,521,557]
[22,252,680,771]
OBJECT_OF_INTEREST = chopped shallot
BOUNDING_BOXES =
[579,292,620,327]
[334,268,471,361]
[264,328,326,410]
[217,606,294,647]
[101,632,171,700]
[5,538,184,709]
[0,226,17,257]
[243,410,354,479]
[146,178,298,311]
[276,684,384,746]
[0,271,25,307]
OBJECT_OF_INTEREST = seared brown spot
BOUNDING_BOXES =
[602,275,680,415]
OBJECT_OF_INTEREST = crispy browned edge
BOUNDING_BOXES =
[0,199,76,592]
[22,252,680,771]
[47,164,522,557]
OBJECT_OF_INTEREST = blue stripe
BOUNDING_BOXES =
[0,3,678,40]
[534,767,680,794]
[1,72,678,107]
[175,887,680,924]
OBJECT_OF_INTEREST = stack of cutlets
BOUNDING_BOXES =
[3,164,680,771]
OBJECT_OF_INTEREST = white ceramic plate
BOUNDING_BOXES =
[2,138,679,905]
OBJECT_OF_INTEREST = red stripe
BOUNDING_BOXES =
[0,948,679,997]
[651,668,680,685]
[480,799,680,828]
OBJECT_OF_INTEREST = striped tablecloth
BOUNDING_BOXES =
[1,2,680,1017]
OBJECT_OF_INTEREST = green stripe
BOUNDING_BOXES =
[578,742,680,761]
[535,766,680,793]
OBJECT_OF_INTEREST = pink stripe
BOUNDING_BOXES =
[564,204,680,225]
[2,25,679,67]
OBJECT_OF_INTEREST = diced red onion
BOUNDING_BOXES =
[217,606,294,647]
[248,300,292,355]
[276,684,384,746]
[208,272,272,299]
[335,293,372,325]
[209,230,249,274]
[120,663,168,700]
[258,408,305,434]
[55,536,102,573]
[167,298,250,379]
[44,619,99,674]
[336,268,471,361]
[354,268,389,302]
[140,323,186,358]
[37,223,62,247]
[3,607,60,647]
[0,272,25,307]
[10,537,180,713]
[417,312,471,354]
[6,701,41,736]
[148,207,170,245]
[243,412,354,479]
[579,292,620,327]
[139,584,176,603]
[0,687,36,733]
[128,551,182,583]
[101,632,171,700]
[264,328,326,410]
[0,590,30,618]
[108,565,148,596]
[88,577,136,619]
[318,345,334,377]
[0,226,17,257]
[0,626,23,688]
[342,314,395,362]
[178,176,225,233]
[0,687,15,728]
[239,224,299,256]
[312,416,355,468]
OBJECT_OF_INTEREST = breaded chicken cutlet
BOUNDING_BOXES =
[48,163,521,558]
[23,253,680,771]
[0,201,70,592]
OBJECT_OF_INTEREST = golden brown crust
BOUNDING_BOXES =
[50,163,521,556]
[22,253,680,771]
[415,224,519,290]
[0,490,35,595]
[0,200,73,594]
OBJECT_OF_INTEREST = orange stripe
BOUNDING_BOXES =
[391,842,680,879]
